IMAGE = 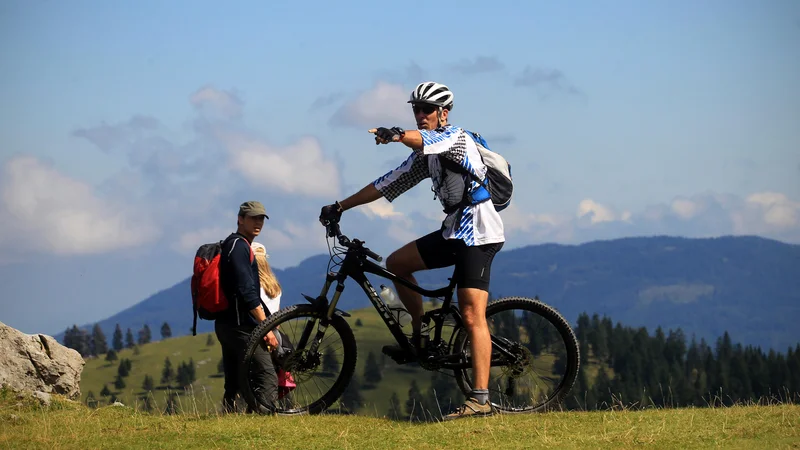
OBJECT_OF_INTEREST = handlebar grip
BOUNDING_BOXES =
[364,247,383,262]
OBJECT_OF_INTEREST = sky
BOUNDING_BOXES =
[1,0,799,335]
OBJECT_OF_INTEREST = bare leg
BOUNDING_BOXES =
[385,241,428,332]
[458,287,491,390]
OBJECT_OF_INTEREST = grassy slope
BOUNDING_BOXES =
[2,391,798,449]
[81,301,467,416]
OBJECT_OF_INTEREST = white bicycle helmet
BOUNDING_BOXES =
[408,81,454,109]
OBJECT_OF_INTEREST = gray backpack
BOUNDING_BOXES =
[439,130,513,212]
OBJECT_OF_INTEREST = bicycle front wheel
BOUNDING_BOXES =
[240,304,357,415]
[452,296,580,413]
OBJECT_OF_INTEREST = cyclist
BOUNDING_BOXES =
[319,81,504,419]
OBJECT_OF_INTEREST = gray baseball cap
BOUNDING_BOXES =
[238,201,269,219]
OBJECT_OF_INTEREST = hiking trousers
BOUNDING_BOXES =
[215,320,278,412]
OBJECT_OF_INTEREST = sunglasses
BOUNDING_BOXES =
[412,104,438,115]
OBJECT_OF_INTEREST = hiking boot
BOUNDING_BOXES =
[443,398,494,421]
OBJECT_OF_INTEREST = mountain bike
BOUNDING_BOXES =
[239,219,580,416]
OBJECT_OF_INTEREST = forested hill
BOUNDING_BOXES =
[59,235,799,352]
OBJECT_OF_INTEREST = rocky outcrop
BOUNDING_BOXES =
[0,322,85,401]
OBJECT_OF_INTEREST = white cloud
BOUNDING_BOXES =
[577,199,617,224]
[359,198,404,219]
[175,221,323,261]
[264,220,328,252]
[671,198,700,219]
[495,191,800,249]
[329,81,411,128]
[496,203,575,242]
[386,223,422,245]
[355,199,420,244]
[0,156,159,256]
[745,192,799,228]
[256,229,295,253]
[221,133,341,199]
[190,86,243,119]
[174,226,230,254]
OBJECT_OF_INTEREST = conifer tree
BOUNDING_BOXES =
[114,374,126,390]
[363,351,382,386]
[92,324,109,356]
[85,390,98,408]
[117,359,130,378]
[160,322,172,339]
[161,357,174,385]
[139,395,154,413]
[388,391,402,420]
[426,371,458,413]
[322,346,339,375]
[125,328,135,349]
[340,373,363,412]
[405,380,426,421]
[137,324,152,345]
[64,325,91,356]
[112,324,124,351]
[142,374,154,392]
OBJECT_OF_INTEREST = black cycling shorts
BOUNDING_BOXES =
[415,229,504,292]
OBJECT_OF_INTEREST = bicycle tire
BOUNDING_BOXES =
[239,304,358,415]
[451,296,580,413]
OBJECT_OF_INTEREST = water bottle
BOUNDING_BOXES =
[379,285,411,327]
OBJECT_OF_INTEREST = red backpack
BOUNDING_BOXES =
[190,237,254,336]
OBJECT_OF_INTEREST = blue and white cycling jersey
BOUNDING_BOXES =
[372,125,505,247]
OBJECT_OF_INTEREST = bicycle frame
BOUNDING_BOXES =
[308,240,462,357]
[291,229,520,373]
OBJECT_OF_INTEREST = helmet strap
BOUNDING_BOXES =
[437,107,445,128]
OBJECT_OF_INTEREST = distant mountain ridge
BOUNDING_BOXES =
[59,235,800,352]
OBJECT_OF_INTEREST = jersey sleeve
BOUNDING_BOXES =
[418,126,467,165]
[372,152,430,202]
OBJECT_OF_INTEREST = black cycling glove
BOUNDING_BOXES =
[319,201,343,224]
[374,127,405,144]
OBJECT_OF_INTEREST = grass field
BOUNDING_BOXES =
[2,389,797,449]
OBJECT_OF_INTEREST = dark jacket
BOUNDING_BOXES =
[217,232,266,327]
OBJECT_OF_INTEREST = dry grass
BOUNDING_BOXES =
[1,387,798,449]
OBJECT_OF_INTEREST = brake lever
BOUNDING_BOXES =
[325,220,341,238]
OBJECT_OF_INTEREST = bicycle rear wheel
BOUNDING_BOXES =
[240,304,357,415]
[451,296,580,413]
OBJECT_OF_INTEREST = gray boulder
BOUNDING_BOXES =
[0,321,85,400]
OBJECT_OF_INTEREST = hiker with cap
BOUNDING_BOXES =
[215,200,280,413]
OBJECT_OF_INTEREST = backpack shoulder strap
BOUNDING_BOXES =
[438,154,486,188]
[465,130,490,150]
[226,236,255,263]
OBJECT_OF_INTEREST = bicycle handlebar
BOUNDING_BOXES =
[323,219,383,263]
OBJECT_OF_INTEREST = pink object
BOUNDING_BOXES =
[278,369,296,399]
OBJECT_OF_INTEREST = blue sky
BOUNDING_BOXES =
[1,0,799,335]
